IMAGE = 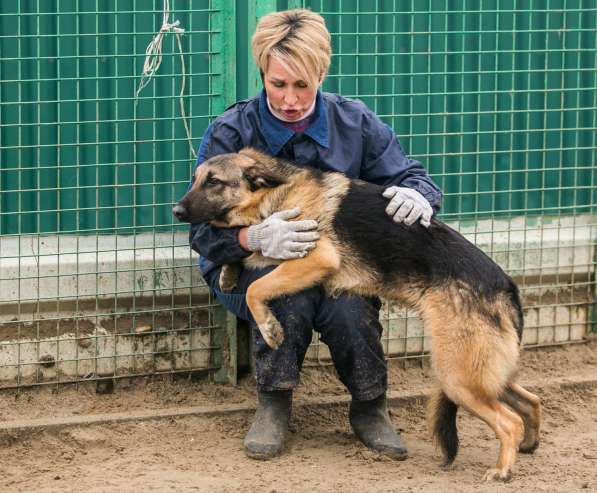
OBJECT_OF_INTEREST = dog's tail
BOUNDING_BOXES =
[428,388,459,465]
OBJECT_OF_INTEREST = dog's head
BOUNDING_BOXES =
[172,148,288,227]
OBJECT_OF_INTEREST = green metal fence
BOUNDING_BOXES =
[0,1,595,388]
[0,0,237,388]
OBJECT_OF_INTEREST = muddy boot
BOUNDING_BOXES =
[244,390,292,460]
[349,393,408,460]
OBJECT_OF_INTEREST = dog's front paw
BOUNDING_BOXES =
[219,272,237,292]
[259,314,284,350]
[482,467,512,482]
[218,264,240,292]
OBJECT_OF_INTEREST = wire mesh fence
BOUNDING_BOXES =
[282,0,597,365]
[0,0,236,388]
[0,1,595,385]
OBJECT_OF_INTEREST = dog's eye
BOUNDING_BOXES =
[205,175,225,187]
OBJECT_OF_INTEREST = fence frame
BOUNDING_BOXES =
[0,1,595,389]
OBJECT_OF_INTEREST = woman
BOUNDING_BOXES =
[189,9,442,460]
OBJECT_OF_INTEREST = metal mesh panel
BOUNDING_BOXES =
[0,1,236,388]
[1,1,595,385]
[290,1,596,365]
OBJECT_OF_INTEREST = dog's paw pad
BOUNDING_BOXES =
[482,468,512,482]
[259,315,284,350]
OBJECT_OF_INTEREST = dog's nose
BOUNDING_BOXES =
[172,204,189,222]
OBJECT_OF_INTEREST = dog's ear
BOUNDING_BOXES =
[239,148,286,191]
[242,166,285,192]
[239,147,270,163]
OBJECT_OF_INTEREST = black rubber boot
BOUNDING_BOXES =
[244,390,292,460]
[349,394,409,460]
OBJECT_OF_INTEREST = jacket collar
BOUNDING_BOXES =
[258,89,329,155]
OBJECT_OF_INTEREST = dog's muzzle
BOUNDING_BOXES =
[172,204,189,222]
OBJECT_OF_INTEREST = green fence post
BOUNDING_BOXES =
[247,1,278,97]
[212,0,237,113]
[285,0,304,9]
[212,304,238,385]
[592,246,597,334]
[211,0,238,384]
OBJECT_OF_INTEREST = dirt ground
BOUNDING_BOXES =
[0,341,596,492]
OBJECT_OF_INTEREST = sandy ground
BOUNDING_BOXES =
[0,341,596,492]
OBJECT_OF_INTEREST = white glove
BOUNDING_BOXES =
[247,207,319,259]
[383,186,433,228]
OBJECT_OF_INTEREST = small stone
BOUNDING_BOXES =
[38,354,55,367]
[77,338,93,349]
[135,324,152,334]
[582,453,597,460]
[96,379,114,395]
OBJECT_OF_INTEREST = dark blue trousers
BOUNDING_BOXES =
[204,266,387,401]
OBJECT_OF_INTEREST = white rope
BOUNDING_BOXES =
[135,0,196,158]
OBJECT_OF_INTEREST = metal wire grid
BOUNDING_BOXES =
[297,0,596,365]
[0,1,235,388]
[0,1,595,382]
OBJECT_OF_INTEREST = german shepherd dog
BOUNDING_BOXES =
[173,148,542,482]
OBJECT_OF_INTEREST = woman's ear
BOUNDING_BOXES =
[318,71,327,86]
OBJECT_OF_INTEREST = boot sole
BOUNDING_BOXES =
[244,448,284,460]
[378,449,409,461]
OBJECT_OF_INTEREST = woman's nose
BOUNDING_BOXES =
[284,89,298,105]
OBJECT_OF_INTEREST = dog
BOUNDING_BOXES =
[173,147,542,482]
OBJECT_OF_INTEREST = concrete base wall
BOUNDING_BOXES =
[0,326,212,385]
[0,214,594,382]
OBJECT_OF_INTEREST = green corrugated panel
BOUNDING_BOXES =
[0,0,221,235]
[2,2,595,233]
[280,0,596,220]
[1,2,596,231]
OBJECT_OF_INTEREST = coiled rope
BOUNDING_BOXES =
[135,0,196,158]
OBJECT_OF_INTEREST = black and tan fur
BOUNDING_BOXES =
[174,148,542,482]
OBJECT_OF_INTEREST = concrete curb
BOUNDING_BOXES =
[1,372,596,435]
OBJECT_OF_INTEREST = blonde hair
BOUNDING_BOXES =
[251,9,332,89]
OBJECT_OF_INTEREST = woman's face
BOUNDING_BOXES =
[263,57,318,121]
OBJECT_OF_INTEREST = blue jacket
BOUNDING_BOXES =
[189,90,442,275]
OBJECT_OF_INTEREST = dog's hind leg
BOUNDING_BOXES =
[246,240,340,349]
[448,386,523,482]
[500,383,541,453]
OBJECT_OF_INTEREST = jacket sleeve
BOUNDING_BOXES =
[359,109,443,213]
[188,121,252,265]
